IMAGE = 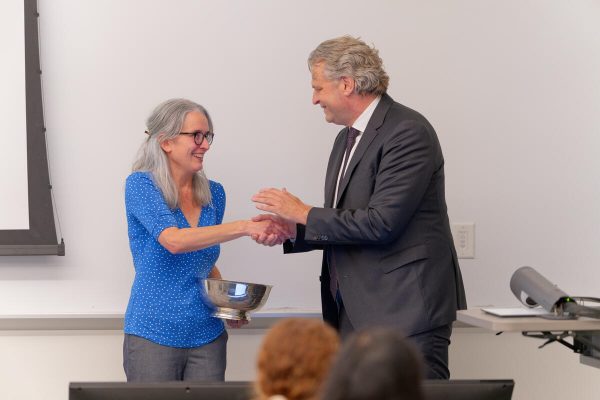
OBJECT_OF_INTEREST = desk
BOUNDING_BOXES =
[457,308,600,332]
[0,309,476,331]
[458,308,600,368]
[0,308,322,331]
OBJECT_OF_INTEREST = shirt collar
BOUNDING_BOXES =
[351,95,382,133]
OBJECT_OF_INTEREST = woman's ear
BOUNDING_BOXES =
[159,135,172,153]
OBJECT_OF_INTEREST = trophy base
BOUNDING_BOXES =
[213,307,251,321]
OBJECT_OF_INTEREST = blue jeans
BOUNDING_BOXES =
[123,331,227,382]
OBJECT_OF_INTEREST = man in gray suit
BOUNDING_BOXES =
[252,36,466,379]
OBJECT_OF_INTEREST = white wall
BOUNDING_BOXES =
[0,0,599,314]
[1,1,600,399]
[1,328,600,400]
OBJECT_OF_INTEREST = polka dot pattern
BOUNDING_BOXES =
[124,171,225,348]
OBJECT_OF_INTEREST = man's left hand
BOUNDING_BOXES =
[252,188,311,225]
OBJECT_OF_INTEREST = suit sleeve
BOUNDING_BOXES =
[283,224,324,254]
[304,120,436,245]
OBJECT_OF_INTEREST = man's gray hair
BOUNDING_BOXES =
[133,98,212,209]
[308,36,389,96]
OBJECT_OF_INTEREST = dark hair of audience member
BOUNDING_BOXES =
[319,328,425,400]
[254,318,340,400]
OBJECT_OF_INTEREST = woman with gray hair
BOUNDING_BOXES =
[123,98,280,382]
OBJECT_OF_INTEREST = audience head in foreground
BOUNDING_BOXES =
[320,328,425,400]
[255,318,340,400]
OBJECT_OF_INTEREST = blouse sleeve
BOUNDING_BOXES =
[125,172,177,240]
[210,181,226,225]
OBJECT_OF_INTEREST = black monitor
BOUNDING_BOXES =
[69,379,514,400]
[423,379,514,400]
[69,382,251,400]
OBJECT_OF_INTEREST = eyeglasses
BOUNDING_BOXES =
[179,130,215,145]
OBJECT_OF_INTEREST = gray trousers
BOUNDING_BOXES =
[338,300,451,379]
[123,331,228,382]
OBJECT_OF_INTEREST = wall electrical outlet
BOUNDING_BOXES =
[451,223,475,259]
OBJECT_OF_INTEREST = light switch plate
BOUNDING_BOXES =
[451,223,475,259]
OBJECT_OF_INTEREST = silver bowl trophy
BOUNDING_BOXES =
[201,278,272,322]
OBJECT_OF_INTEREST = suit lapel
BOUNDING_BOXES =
[335,94,393,205]
[324,129,347,207]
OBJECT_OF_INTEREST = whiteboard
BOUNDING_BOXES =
[0,0,598,314]
[0,0,29,229]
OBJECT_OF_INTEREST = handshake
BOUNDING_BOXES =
[248,187,312,246]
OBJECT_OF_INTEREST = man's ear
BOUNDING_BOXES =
[340,76,355,96]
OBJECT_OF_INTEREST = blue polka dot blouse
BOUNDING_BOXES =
[124,171,225,348]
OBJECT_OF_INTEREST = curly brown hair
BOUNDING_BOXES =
[254,318,340,400]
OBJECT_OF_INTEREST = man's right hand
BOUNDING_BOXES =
[250,214,296,246]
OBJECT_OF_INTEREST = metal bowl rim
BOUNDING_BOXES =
[201,278,273,289]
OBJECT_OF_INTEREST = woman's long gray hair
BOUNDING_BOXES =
[133,98,213,209]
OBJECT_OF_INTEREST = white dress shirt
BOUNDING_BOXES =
[334,95,382,203]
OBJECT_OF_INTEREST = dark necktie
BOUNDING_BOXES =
[338,127,360,187]
[330,127,360,299]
